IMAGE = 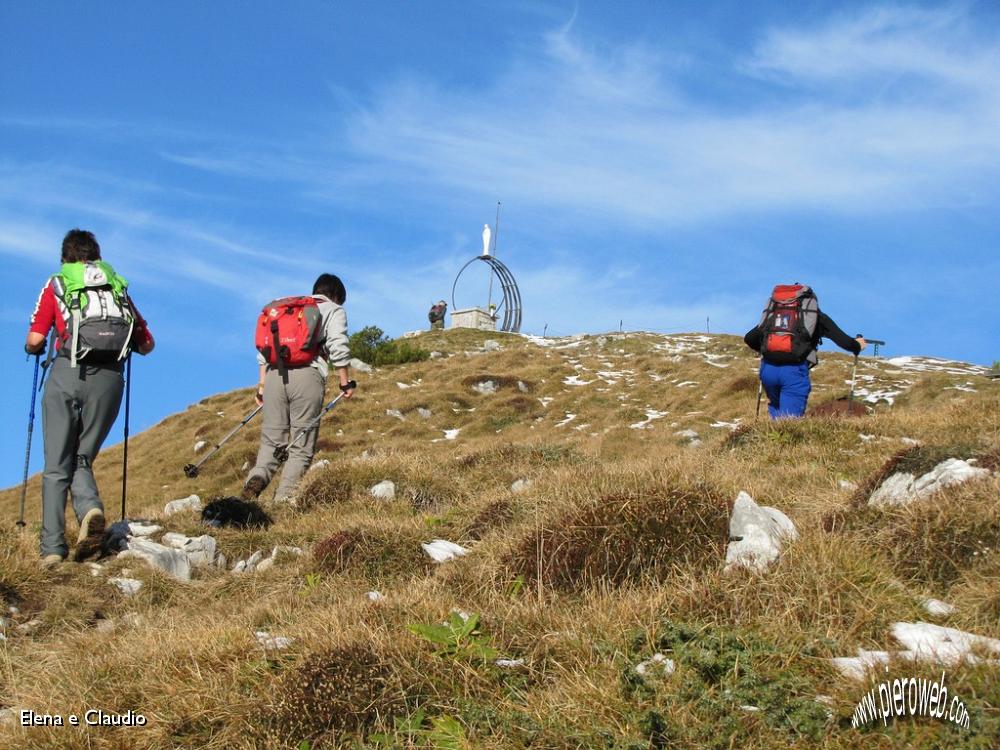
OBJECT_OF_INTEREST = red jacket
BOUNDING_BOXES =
[29,279,154,354]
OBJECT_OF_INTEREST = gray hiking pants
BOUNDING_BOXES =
[41,357,124,557]
[247,366,325,501]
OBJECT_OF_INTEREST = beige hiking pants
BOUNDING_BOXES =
[248,366,325,501]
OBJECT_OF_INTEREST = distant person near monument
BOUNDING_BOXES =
[744,284,865,419]
[428,300,447,330]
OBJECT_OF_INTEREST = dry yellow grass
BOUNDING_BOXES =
[1,329,998,748]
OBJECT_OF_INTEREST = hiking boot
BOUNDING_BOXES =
[74,508,105,562]
[241,476,266,501]
[41,554,65,569]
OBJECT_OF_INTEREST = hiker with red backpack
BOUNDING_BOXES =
[242,273,354,502]
[24,229,155,567]
[744,284,866,419]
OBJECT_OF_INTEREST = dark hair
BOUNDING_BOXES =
[313,273,346,305]
[61,229,101,263]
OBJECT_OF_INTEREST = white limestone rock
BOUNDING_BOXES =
[120,538,192,581]
[350,358,373,373]
[255,631,294,650]
[472,380,498,395]
[109,577,143,597]
[725,491,798,573]
[417,407,433,419]
[386,409,406,421]
[163,494,202,517]
[510,479,532,494]
[308,459,331,473]
[483,340,502,352]
[869,458,990,507]
[162,533,217,567]
[128,521,162,537]
[370,480,396,500]
[921,598,957,617]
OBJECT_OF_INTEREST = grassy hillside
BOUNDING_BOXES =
[1,330,998,749]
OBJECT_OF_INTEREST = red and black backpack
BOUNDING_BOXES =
[757,284,820,364]
[255,296,323,369]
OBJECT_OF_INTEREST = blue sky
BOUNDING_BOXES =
[2,1,999,487]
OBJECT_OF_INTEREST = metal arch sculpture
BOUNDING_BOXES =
[451,255,523,333]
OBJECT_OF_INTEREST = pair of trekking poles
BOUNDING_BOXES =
[182,380,357,478]
[754,334,864,420]
[17,352,134,531]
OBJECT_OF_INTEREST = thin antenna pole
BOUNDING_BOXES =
[486,201,501,315]
[707,316,710,334]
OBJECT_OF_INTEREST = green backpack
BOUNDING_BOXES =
[51,261,134,367]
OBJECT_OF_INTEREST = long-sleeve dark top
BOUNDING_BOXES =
[744,311,861,362]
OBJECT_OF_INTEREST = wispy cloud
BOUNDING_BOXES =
[326,4,1000,226]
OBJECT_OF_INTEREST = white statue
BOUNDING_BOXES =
[482,224,491,256]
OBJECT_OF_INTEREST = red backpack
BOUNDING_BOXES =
[758,284,820,364]
[255,296,323,368]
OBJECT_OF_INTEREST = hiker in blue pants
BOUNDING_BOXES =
[744,284,865,419]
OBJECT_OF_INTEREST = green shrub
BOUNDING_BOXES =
[349,325,430,367]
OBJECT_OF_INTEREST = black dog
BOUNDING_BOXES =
[201,497,273,529]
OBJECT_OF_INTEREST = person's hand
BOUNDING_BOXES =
[855,336,867,351]
[255,384,265,406]
[339,380,355,399]
[24,332,46,356]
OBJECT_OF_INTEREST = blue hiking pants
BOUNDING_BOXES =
[759,361,811,419]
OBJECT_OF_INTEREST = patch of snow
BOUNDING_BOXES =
[555,413,577,427]
[635,653,676,677]
[495,658,525,668]
[630,409,668,430]
[891,622,1000,666]
[675,381,699,388]
[709,419,742,430]
[386,409,405,421]
[422,539,469,563]
[563,375,593,386]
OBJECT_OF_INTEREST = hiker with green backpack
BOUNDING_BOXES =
[24,229,155,567]
[241,273,355,504]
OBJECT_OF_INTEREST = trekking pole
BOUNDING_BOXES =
[121,355,132,521]
[184,404,263,478]
[17,354,42,532]
[847,334,862,405]
[274,381,356,463]
[755,380,764,421]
